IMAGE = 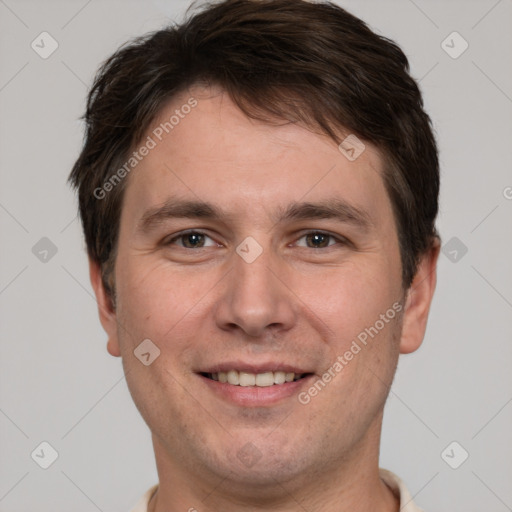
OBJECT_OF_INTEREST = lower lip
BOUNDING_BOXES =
[199,374,314,407]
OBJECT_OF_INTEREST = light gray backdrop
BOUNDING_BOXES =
[0,0,511,510]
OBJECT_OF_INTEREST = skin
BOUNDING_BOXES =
[90,85,439,512]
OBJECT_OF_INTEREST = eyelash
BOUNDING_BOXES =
[165,230,348,249]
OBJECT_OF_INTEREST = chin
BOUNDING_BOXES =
[211,436,309,488]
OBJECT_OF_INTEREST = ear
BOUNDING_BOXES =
[399,239,441,354]
[89,258,121,357]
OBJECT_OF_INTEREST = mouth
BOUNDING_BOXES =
[197,366,314,406]
[200,370,311,387]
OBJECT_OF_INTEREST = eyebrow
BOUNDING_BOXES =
[277,199,373,231]
[137,197,373,233]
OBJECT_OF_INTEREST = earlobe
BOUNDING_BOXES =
[399,240,441,354]
[88,258,121,357]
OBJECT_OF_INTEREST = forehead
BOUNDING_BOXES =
[121,85,391,227]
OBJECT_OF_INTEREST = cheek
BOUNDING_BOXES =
[113,258,224,381]
[295,258,401,344]
[115,258,203,337]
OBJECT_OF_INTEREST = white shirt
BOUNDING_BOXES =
[130,468,423,511]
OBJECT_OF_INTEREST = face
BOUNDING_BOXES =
[91,85,438,493]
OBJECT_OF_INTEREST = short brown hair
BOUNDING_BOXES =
[69,0,439,299]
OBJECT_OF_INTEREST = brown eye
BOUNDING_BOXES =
[294,231,350,250]
[166,231,217,248]
[181,233,205,248]
[304,232,332,248]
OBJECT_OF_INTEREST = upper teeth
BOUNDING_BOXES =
[210,370,300,387]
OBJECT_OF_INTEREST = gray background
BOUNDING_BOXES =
[1,0,511,510]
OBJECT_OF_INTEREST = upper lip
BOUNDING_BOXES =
[198,361,312,374]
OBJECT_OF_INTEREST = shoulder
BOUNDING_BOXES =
[379,468,425,512]
[130,484,158,512]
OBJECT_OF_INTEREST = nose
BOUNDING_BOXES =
[214,242,297,338]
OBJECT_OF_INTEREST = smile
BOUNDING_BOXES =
[203,370,307,387]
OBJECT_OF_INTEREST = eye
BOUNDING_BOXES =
[166,231,218,249]
[295,231,343,249]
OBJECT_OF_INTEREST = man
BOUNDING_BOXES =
[69,0,440,510]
